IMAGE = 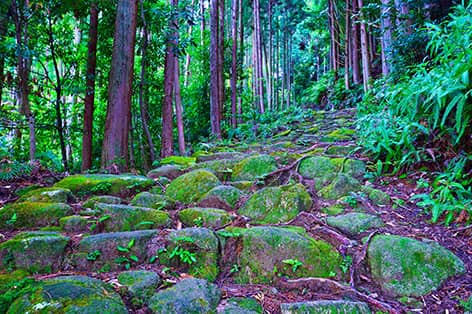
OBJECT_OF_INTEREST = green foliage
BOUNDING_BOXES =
[115,239,138,270]
[0,278,38,313]
[412,155,472,224]
[0,162,33,181]
[458,296,472,312]
[86,250,101,261]
[340,255,353,274]
[169,246,197,265]
[282,259,303,272]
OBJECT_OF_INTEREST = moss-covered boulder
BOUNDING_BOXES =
[280,300,371,314]
[320,127,356,142]
[199,185,243,209]
[54,174,153,197]
[147,164,182,180]
[196,152,245,162]
[159,228,219,282]
[232,155,277,181]
[229,181,254,191]
[318,174,363,200]
[192,159,241,181]
[219,226,341,284]
[0,202,73,230]
[326,213,384,236]
[179,207,234,229]
[73,230,157,271]
[363,187,391,205]
[93,203,171,231]
[368,235,466,297]
[82,195,122,209]
[159,155,196,167]
[298,156,365,189]
[165,169,220,204]
[118,270,161,303]
[7,275,127,313]
[59,215,89,232]
[239,184,312,224]
[130,192,175,210]
[148,278,221,314]
[18,187,73,203]
[220,297,263,314]
[321,204,346,216]
[0,232,69,273]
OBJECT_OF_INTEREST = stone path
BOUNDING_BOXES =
[0,108,470,314]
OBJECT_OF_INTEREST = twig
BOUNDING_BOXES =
[452,224,472,232]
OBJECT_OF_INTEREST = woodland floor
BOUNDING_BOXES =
[0,108,471,314]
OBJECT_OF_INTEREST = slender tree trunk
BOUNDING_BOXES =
[267,0,273,110]
[102,0,138,170]
[174,57,186,155]
[381,0,393,76]
[344,0,351,90]
[328,0,340,79]
[230,0,238,128]
[351,0,361,84]
[218,0,225,125]
[161,0,178,157]
[184,0,195,87]
[138,0,156,164]
[237,0,244,123]
[253,0,264,113]
[81,2,98,171]
[210,0,221,138]
[0,0,12,107]
[13,0,35,161]
[358,0,371,92]
[394,0,411,34]
[200,0,205,46]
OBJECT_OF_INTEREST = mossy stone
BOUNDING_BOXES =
[196,152,245,163]
[326,213,384,236]
[321,204,346,215]
[159,155,197,167]
[220,226,342,284]
[165,170,220,204]
[54,174,153,197]
[0,270,29,293]
[280,300,371,313]
[320,127,356,142]
[368,235,466,297]
[0,232,69,273]
[117,270,161,302]
[130,192,175,210]
[179,207,234,229]
[93,203,171,231]
[232,155,277,181]
[0,202,73,230]
[149,278,221,314]
[221,297,263,314]
[363,187,391,205]
[325,145,357,156]
[59,216,88,232]
[239,184,312,224]
[160,228,219,282]
[319,174,362,200]
[74,230,157,271]
[7,275,127,314]
[191,159,241,181]
[147,164,182,179]
[18,187,73,203]
[82,195,122,209]
[229,181,254,191]
[200,185,243,208]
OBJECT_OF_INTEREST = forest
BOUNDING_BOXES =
[0,0,471,313]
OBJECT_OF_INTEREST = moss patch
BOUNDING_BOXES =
[165,170,220,204]
[59,216,88,232]
[318,174,363,200]
[200,185,243,209]
[239,184,312,224]
[368,235,466,297]
[179,208,234,229]
[0,202,73,230]
[232,155,277,181]
[130,192,175,210]
[118,270,161,303]
[280,300,371,313]
[326,213,384,236]
[18,187,73,203]
[82,195,122,209]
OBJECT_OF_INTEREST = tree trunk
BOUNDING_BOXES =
[253,0,264,113]
[102,0,138,170]
[184,0,195,87]
[351,0,361,85]
[138,0,156,164]
[358,0,371,92]
[81,2,98,171]
[200,0,205,46]
[230,0,238,128]
[13,0,35,161]
[394,0,411,34]
[174,57,186,155]
[380,0,393,77]
[344,0,351,90]
[218,0,225,125]
[210,0,221,138]
[161,0,178,157]
[328,0,340,79]
[237,0,244,123]
[0,0,12,107]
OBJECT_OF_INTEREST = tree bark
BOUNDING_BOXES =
[237,0,244,123]
[380,0,393,77]
[351,0,361,85]
[344,0,351,90]
[102,0,138,170]
[210,0,221,138]
[0,0,12,107]
[253,0,264,113]
[81,2,98,171]
[358,0,371,92]
[161,0,178,157]
[138,0,156,165]
[218,0,225,125]
[174,57,186,155]
[230,0,238,128]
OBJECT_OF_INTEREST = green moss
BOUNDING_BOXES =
[18,187,73,203]
[326,213,384,236]
[232,155,277,181]
[0,202,73,230]
[161,228,220,282]
[179,208,234,229]
[321,127,356,142]
[130,192,175,210]
[222,297,263,314]
[280,300,371,313]
[227,226,342,284]
[165,170,220,204]
[117,270,160,302]
[0,270,29,293]
[54,174,153,197]
[238,184,312,224]
[319,174,362,200]
[0,232,69,273]
[82,195,122,209]
[200,185,243,208]
[274,129,292,138]
[229,181,254,191]
[59,216,88,232]
[159,156,197,167]
[363,187,391,205]
[321,204,346,215]
[94,203,171,231]
[368,235,466,297]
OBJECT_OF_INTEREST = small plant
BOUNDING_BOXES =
[282,259,303,272]
[90,182,112,194]
[230,264,240,273]
[86,250,101,261]
[115,239,139,270]
[340,256,353,274]
[6,213,17,226]
[0,277,38,313]
[89,215,111,232]
[458,296,472,312]
[192,217,203,227]
[134,221,155,229]
[168,246,197,265]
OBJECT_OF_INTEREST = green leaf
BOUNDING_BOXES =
[129,255,139,262]
[127,239,135,249]
[117,246,129,253]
